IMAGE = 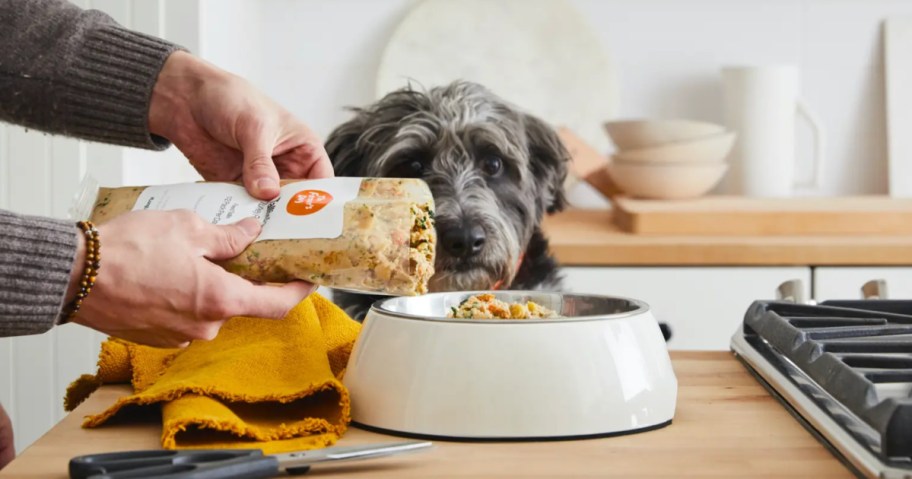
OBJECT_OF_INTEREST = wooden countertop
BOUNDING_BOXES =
[543,209,912,266]
[0,352,853,478]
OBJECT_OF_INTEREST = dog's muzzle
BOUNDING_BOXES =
[438,221,486,260]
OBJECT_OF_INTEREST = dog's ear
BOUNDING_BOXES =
[325,110,368,177]
[327,86,433,177]
[523,114,570,214]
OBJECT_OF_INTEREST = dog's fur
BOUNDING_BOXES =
[325,81,570,320]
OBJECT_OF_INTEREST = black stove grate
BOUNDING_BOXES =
[742,300,912,461]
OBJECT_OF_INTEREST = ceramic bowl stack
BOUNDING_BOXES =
[603,119,735,200]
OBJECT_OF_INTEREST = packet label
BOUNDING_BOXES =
[131,178,363,240]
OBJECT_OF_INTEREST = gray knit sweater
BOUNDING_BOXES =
[0,0,181,336]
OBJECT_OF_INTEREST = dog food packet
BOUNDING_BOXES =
[70,177,437,296]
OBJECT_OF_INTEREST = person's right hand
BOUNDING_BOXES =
[148,52,333,201]
[67,210,314,348]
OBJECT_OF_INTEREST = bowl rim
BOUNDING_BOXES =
[368,290,651,324]
[602,118,726,129]
[609,159,730,171]
[612,130,736,154]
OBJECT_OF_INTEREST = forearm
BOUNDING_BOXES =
[0,0,183,150]
[0,209,79,336]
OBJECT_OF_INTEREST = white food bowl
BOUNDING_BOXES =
[613,131,736,164]
[343,291,677,440]
[607,160,729,199]
[603,119,726,150]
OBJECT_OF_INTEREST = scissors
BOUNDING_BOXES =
[69,440,433,479]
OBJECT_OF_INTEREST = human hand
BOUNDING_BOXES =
[148,51,333,201]
[0,403,13,470]
[65,211,314,348]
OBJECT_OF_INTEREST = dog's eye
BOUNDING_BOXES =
[407,160,425,176]
[481,155,503,177]
[407,160,424,174]
[391,159,425,178]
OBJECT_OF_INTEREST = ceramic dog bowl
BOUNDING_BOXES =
[613,131,736,164]
[607,160,729,199]
[342,291,677,440]
[603,119,726,150]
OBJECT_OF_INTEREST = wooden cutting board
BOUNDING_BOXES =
[558,127,622,200]
[612,196,912,235]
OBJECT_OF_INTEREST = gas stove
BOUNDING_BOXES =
[731,283,912,479]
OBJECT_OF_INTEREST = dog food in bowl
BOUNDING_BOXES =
[447,293,560,319]
[74,177,436,296]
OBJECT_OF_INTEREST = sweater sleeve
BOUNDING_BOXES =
[0,0,185,336]
[0,210,78,336]
[0,0,183,149]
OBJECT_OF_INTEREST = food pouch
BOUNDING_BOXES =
[71,177,436,296]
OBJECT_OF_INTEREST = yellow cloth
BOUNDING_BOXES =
[64,293,362,454]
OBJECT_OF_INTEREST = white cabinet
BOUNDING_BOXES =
[813,267,912,301]
[559,267,811,351]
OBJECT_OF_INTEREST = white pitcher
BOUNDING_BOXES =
[720,65,825,197]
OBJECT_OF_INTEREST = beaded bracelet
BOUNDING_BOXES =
[61,221,100,324]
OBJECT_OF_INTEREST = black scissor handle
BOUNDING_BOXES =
[69,449,281,479]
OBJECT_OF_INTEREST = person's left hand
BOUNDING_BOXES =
[148,51,333,201]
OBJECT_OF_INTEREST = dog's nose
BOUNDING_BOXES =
[441,223,486,258]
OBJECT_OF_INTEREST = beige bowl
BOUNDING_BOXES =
[607,161,729,199]
[603,119,726,150]
[613,132,736,164]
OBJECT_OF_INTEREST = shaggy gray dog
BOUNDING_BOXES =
[326,81,569,319]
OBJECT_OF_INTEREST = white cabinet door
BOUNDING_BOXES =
[559,267,812,351]
[814,267,912,301]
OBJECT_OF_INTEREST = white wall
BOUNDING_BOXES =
[241,0,909,199]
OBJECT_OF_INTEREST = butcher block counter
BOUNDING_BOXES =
[0,352,853,478]
[543,209,912,266]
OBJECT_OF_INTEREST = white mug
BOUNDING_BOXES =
[720,65,825,197]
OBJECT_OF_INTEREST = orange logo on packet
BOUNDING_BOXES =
[287,190,333,216]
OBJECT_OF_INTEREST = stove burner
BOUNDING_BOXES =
[731,299,912,479]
